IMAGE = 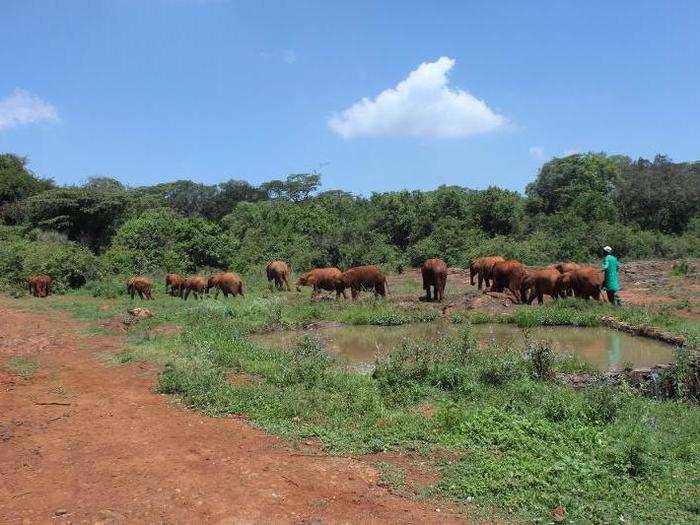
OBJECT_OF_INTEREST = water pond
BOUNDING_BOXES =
[254,322,677,371]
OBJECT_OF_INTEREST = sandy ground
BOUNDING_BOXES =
[0,305,469,524]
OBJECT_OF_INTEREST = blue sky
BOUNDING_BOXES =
[1,1,698,194]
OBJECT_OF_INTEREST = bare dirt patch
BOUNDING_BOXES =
[0,302,468,524]
[392,259,699,319]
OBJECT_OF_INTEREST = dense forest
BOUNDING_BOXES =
[0,152,698,292]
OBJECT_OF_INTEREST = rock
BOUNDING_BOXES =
[552,505,566,522]
[54,509,68,516]
[128,307,153,318]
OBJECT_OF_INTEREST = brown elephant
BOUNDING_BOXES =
[27,275,53,297]
[183,276,208,301]
[521,268,562,304]
[165,273,186,297]
[549,262,581,274]
[491,260,527,302]
[567,267,604,300]
[126,276,153,300]
[339,265,388,300]
[469,256,505,290]
[207,273,223,294]
[296,267,346,299]
[266,260,291,291]
[556,271,575,297]
[421,258,448,302]
[211,272,244,299]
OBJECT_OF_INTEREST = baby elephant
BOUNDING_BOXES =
[339,265,388,300]
[165,273,186,297]
[211,272,245,299]
[27,275,53,297]
[126,276,153,300]
[266,261,291,291]
[421,258,448,302]
[183,276,208,301]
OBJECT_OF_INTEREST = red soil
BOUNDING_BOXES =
[0,305,468,524]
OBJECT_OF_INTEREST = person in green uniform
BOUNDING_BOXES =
[601,246,621,305]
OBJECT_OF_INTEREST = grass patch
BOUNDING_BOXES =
[154,316,700,523]
[5,356,39,377]
[4,283,699,522]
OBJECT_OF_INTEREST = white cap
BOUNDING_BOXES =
[603,246,612,253]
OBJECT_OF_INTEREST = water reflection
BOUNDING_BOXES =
[254,322,676,371]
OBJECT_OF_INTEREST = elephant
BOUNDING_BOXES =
[556,271,575,298]
[126,276,153,300]
[27,275,52,297]
[550,262,581,274]
[207,273,223,294]
[491,260,527,302]
[421,258,448,302]
[339,265,388,300]
[566,267,604,300]
[211,272,244,299]
[165,273,186,297]
[469,256,505,290]
[183,276,208,301]
[520,268,563,304]
[266,260,291,291]
[296,267,346,299]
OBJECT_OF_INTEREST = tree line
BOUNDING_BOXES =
[0,152,698,293]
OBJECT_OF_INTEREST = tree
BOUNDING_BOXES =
[468,186,523,236]
[19,182,132,251]
[525,153,628,220]
[615,155,700,233]
[260,173,321,201]
[202,179,267,221]
[0,154,54,222]
[140,180,217,217]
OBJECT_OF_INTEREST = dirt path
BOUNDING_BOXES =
[0,305,468,524]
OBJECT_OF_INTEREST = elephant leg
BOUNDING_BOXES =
[424,286,431,301]
[470,268,476,286]
[477,274,483,290]
[351,288,358,300]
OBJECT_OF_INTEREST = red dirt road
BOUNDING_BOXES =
[0,305,468,524]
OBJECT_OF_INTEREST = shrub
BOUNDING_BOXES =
[279,336,336,387]
[527,340,555,380]
[20,241,97,292]
[583,385,623,423]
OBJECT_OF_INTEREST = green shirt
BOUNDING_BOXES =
[601,254,620,292]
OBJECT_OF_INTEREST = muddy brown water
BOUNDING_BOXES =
[254,322,677,371]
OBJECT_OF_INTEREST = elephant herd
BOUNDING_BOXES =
[469,256,606,304]
[124,262,391,302]
[24,256,604,305]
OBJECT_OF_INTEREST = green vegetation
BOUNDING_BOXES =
[12,284,696,523]
[1,152,698,295]
[2,149,699,522]
[151,316,699,523]
[5,356,39,377]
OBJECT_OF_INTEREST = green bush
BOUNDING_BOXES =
[0,238,97,293]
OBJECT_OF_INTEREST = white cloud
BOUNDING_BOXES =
[0,89,58,131]
[529,146,545,160]
[328,57,507,139]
